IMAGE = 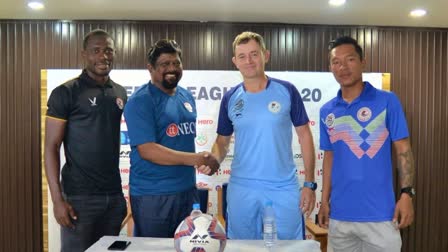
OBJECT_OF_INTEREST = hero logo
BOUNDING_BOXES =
[197,119,214,125]
[166,122,196,137]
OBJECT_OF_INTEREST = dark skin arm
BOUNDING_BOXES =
[137,142,220,175]
[44,117,76,228]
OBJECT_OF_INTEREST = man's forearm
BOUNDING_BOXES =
[397,148,415,188]
[211,135,231,163]
[211,143,228,163]
[321,151,333,203]
[301,141,316,182]
[137,142,202,166]
[45,149,64,203]
[297,125,316,181]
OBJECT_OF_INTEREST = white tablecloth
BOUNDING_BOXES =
[86,236,321,252]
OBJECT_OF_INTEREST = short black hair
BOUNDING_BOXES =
[83,29,113,50]
[147,39,182,66]
[328,36,363,60]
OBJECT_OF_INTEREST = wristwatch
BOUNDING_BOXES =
[400,187,415,198]
[303,181,318,191]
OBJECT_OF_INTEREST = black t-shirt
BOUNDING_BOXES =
[47,70,127,195]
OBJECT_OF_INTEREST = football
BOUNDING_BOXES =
[174,213,227,252]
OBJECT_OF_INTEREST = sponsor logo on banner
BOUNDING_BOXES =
[195,132,208,146]
[120,131,130,145]
[196,182,209,188]
[119,150,131,158]
[197,119,214,125]
[215,168,231,175]
[120,168,130,174]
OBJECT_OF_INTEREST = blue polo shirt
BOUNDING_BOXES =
[319,82,409,221]
[124,82,197,195]
[217,77,309,189]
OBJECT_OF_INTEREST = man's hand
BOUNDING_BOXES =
[393,194,414,229]
[53,200,77,228]
[317,201,330,229]
[194,152,220,176]
[300,187,316,218]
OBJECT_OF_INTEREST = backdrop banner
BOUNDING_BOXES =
[43,70,383,251]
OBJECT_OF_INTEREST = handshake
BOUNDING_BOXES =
[193,152,220,176]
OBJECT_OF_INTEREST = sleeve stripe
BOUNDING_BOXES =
[46,115,67,122]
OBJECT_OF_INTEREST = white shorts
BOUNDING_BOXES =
[329,219,401,252]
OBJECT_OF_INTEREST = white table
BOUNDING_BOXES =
[86,236,321,252]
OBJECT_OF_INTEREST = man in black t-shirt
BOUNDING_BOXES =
[45,29,127,252]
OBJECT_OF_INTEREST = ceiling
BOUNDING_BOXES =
[1,0,447,28]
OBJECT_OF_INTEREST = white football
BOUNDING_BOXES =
[174,213,226,252]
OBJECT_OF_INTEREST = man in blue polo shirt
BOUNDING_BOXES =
[318,36,415,252]
[124,39,219,238]
[210,31,317,240]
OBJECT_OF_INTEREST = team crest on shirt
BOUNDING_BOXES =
[268,101,281,113]
[325,113,335,128]
[357,107,372,122]
[184,102,193,113]
[116,98,124,110]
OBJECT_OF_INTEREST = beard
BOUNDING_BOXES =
[161,72,181,90]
